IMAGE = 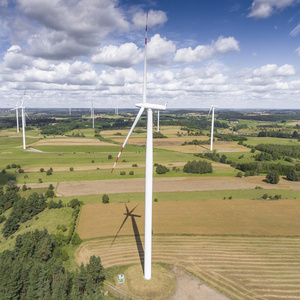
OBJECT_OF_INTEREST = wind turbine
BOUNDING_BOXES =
[157,110,160,132]
[6,90,26,133]
[208,104,217,151]
[111,12,166,280]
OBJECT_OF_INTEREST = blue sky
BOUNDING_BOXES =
[0,0,300,109]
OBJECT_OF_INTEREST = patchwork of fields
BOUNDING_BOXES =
[1,123,300,299]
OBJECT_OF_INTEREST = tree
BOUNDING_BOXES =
[86,255,105,284]
[69,198,81,208]
[220,154,227,164]
[45,189,55,198]
[286,169,299,181]
[266,170,280,184]
[102,194,109,204]
[72,233,82,245]
[155,164,169,174]
[2,216,19,237]
[46,169,52,176]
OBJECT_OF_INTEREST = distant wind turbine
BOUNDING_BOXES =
[208,104,217,151]
[157,110,160,132]
[6,90,26,133]
[111,12,166,280]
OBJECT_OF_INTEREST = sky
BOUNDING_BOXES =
[1,0,300,110]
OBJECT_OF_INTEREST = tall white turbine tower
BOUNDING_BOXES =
[208,105,217,151]
[16,93,27,150]
[111,12,166,280]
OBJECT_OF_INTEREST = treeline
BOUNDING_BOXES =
[218,111,300,122]
[182,139,210,146]
[235,161,300,179]
[40,120,87,135]
[196,152,228,164]
[0,229,105,299]
[255,144,300,159]
[214,133,248,142]
[258,131,299,139]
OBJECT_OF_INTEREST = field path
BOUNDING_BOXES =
[56,176,300,197]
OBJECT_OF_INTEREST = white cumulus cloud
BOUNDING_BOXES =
[248,0,298,18]
[92,43,143,68]
[174,36,239,63]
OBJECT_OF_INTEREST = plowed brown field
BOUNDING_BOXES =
[57,176,300,197]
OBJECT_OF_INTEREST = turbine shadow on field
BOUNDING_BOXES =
[110,204,144,272]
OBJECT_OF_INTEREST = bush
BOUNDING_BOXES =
[38,178,43,183]
[132,164,138,167]
[154,198,158,202]
[18,168,24,173]
[48,199,63,209]
[72,232,82,245]
[156,164,170,174]
[40,168,44,172]
[69,198,81,208]
[120,171,126,175]
[236,172,243,178]
[266,170,280,184]
[108,155,113,159]
[129,171,134,175]
[70,167,74,171]
[102,194,109,204]
[45,189,55,198]
[1,169,6,174]
[46,169,52,176]
[22,184,27,191]
[6,165,11,169]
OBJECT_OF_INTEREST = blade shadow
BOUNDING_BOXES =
[110,204,145,272]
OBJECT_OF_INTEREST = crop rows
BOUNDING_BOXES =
[76,235,300,300]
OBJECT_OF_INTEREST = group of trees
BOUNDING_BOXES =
[255,144,300,160]
[258,130,299,139]
[181,139,210,146]
[183,160,213,174]
[0,229,105,299]
[2,192,47,237]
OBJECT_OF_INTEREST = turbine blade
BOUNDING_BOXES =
[208,106,212,116]
[21,89,26,106]
[111,106,144,173]
[129,203,140,214]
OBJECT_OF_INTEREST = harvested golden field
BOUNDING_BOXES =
[57,176,300,197]
[77,199,300,240]
[31,137,113,146]
[76,235,300,300]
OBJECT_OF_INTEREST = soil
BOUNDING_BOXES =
[166,266,231,300]
[55,176,300,197]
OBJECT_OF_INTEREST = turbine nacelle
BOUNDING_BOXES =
[136,102,166,111]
